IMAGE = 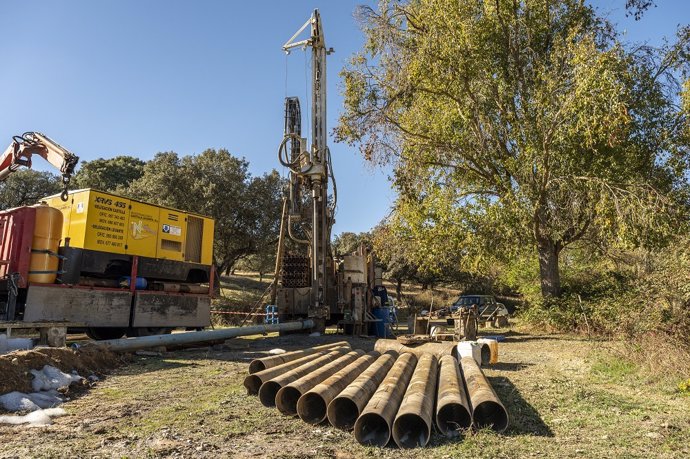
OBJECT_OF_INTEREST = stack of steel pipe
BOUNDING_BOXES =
[242,340,509,449]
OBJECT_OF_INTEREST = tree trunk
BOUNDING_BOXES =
[537,238,561,298]
[396,278,403,301]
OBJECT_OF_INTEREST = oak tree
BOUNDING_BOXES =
[337,0,690,298]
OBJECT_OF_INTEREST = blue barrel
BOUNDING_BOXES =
[120,276,147,289]
[372,307,391,337]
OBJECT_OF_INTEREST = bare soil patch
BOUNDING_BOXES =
[0,346,121,395]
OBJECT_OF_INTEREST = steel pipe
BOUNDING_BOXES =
[327,352,398,430]
[392,353,438,448]
[249,341,350,373]
[258,349,347,407]
[93,320,314,352]
[275,350,365,416]
[460,357,509,432]
[244,346,348,395]
[297,351,379,424]
[435,355,472,437]
[353,352,417,447]
[373,339,458,359]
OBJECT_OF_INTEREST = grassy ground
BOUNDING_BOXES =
[1,274,688,457]
[0,324,688,458]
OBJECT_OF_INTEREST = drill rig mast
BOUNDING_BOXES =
[276,10,336,332]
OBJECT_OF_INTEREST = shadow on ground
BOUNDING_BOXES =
[489,362,534,371]
[490,376,554,437]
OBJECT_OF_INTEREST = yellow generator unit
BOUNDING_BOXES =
[43,189,214,265]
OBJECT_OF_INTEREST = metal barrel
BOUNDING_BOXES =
[435,355,472,437]
[258,349,348,407]
[373,339,458,359]
[327,351,398,430]
[93,320,314,352]
[248,341,351,374]
[460,357,509,432]
[353,352,418,447]
[275,350,365,416]
[244,347,347,395]
[392,353,438,448]
[297,351,380,424]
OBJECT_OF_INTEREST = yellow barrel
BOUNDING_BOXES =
[28,204,63,283]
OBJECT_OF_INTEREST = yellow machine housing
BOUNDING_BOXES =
[43,189,214,266]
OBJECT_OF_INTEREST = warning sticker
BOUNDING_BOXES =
[162,224,181,236]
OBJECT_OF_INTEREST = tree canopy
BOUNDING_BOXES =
[337,0,690,298]
[332,231,373,256]
[0,170,62,210]
[72,156,145,192]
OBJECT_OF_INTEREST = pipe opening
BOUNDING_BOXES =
[327,397,360,430]
[437,403,472,437]
[276,386,302,416]
[480,344,491,366]
[354,413,390,447]
[248,361,266,374]
[473,401,508,432]
[297,392,327,424]
[258,381,282,407]
[393,413,430,448]
[243,375,263,395]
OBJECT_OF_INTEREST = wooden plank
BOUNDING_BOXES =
[23,285,132,326]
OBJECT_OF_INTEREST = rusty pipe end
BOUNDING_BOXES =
[243,375,263,395]
[392,413,431,448]
[354,412,391,447]
[297,392,327,424]
[276,386,302,416]
[248,361,266,374]
[473,400,508,433]
[327,397,360,430]
[437,403,472,437]
[258,381,282,407]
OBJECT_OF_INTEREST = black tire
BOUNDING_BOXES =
[86,327,127,340]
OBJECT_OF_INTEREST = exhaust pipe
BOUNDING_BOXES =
[436,355,472,437]
[327,351,398,430]
[373,339,458,359]
[297,352,379,424]
[244,347,347,395]
[248,341,351,374]
[460,357,509,432]
[392,353,438,448]
[275,350,365,416]
[258,349,348,407]
[353,352,417,447]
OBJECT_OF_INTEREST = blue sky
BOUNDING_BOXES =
[0,1,688,235]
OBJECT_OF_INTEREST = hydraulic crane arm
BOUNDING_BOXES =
[0,131,79,201]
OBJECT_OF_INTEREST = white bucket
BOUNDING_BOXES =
[456,341,483,365]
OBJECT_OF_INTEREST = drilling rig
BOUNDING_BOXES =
[270,10,377,334]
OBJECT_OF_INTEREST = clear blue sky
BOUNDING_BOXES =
[0,1,688,236]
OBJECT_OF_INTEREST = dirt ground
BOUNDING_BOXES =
[0,346,121,395]
[0,330,688,459]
